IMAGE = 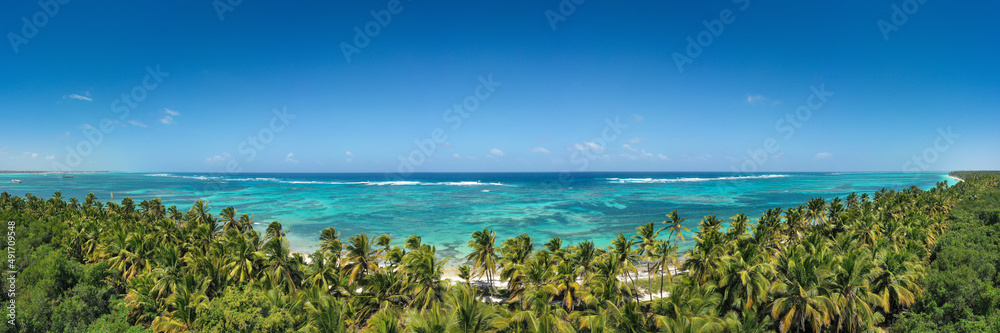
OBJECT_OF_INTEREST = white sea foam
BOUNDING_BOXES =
[228,177,282,182]
[283,180,368,185]
[432,181,505,186]
[607,174,789,184]
[368,181,422,186]
[144,173,507,186]
[364,180,505,186]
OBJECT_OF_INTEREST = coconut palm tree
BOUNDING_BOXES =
[651,240,678,299]
[552,260,583,312]
[458,265,473,286]
[124,274,160,325]
[870,250,923,315]
[107,231,156,281]
[782,206,809,242]
[224,230,265,284]
[633,222,665,300]
[150,272,211,332]
[573,240,599,282]
[150,244,184,300]
[263,235,303,293]
[308,249,342,291]
[520,255,555,300]
[375,233,393,258]
[845,193,859,210]
[344,233,381,285]
[319,227,343,266]
[447,284,499,333]
[402,245,449,310]
[587,254,627,306]
[805,197,828,226]
[301,293,350,333]
[718,243,773,313]
[264,221,287,243]
[610,234,641,303]
[405,304,452,333]
[726,213,751,242]
[405,235,423,251]
[544,237,564,261]
[663,210,691,242]
[601,302,662,332]
[769,250,838,333]
[362,308,402,333]
[466,228,499,299]
[830,249,880,333]
[219,206,240,231]
[655,282,727,332]
[499,233,534,296]
[186,200,215,230]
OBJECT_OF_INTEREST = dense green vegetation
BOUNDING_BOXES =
[889,171,1000,332]
[0,172,996,332]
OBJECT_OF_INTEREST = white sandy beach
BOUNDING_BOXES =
[439,263,685,302]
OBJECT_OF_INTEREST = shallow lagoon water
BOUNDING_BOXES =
[1,172,953,262]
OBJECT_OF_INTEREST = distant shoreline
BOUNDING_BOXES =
[0,171,109,174]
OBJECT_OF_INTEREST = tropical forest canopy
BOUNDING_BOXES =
[1,171,999,332]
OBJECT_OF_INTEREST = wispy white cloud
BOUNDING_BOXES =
[628,137,642,144]
[63,94,92,102]
[569,141,610,161]
[205,153,231,164]
[128,120,148,128]
[530,147,550,154]
[814,152,833,160]
[79,124,95,130]
[681,153,712,160]
[490,148,505,157]
[345,151,354,158]
[747,94,781,106]
[453,153,460,158]
[620,147,662,161]
[286,153,299,163]
[632,114,645,122]
[582,142,605,153]
[160,108,180,124]
[45,155,55,160]
[746,94,767,104]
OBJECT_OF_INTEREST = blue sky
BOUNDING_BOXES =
[1,0,997,173]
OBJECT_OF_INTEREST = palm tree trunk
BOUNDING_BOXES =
[486,267,494,305]
[659,260,665,299]
[626,269,638,304]
[647,261,652,301]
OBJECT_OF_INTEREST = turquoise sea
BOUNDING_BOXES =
[0,172,954,262]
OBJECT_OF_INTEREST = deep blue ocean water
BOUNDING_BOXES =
[0,172,953,262]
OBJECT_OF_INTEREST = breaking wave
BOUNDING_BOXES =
[606,174,789,184]
[145,174,505,186]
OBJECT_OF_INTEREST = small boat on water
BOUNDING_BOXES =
[10,180,21,184]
